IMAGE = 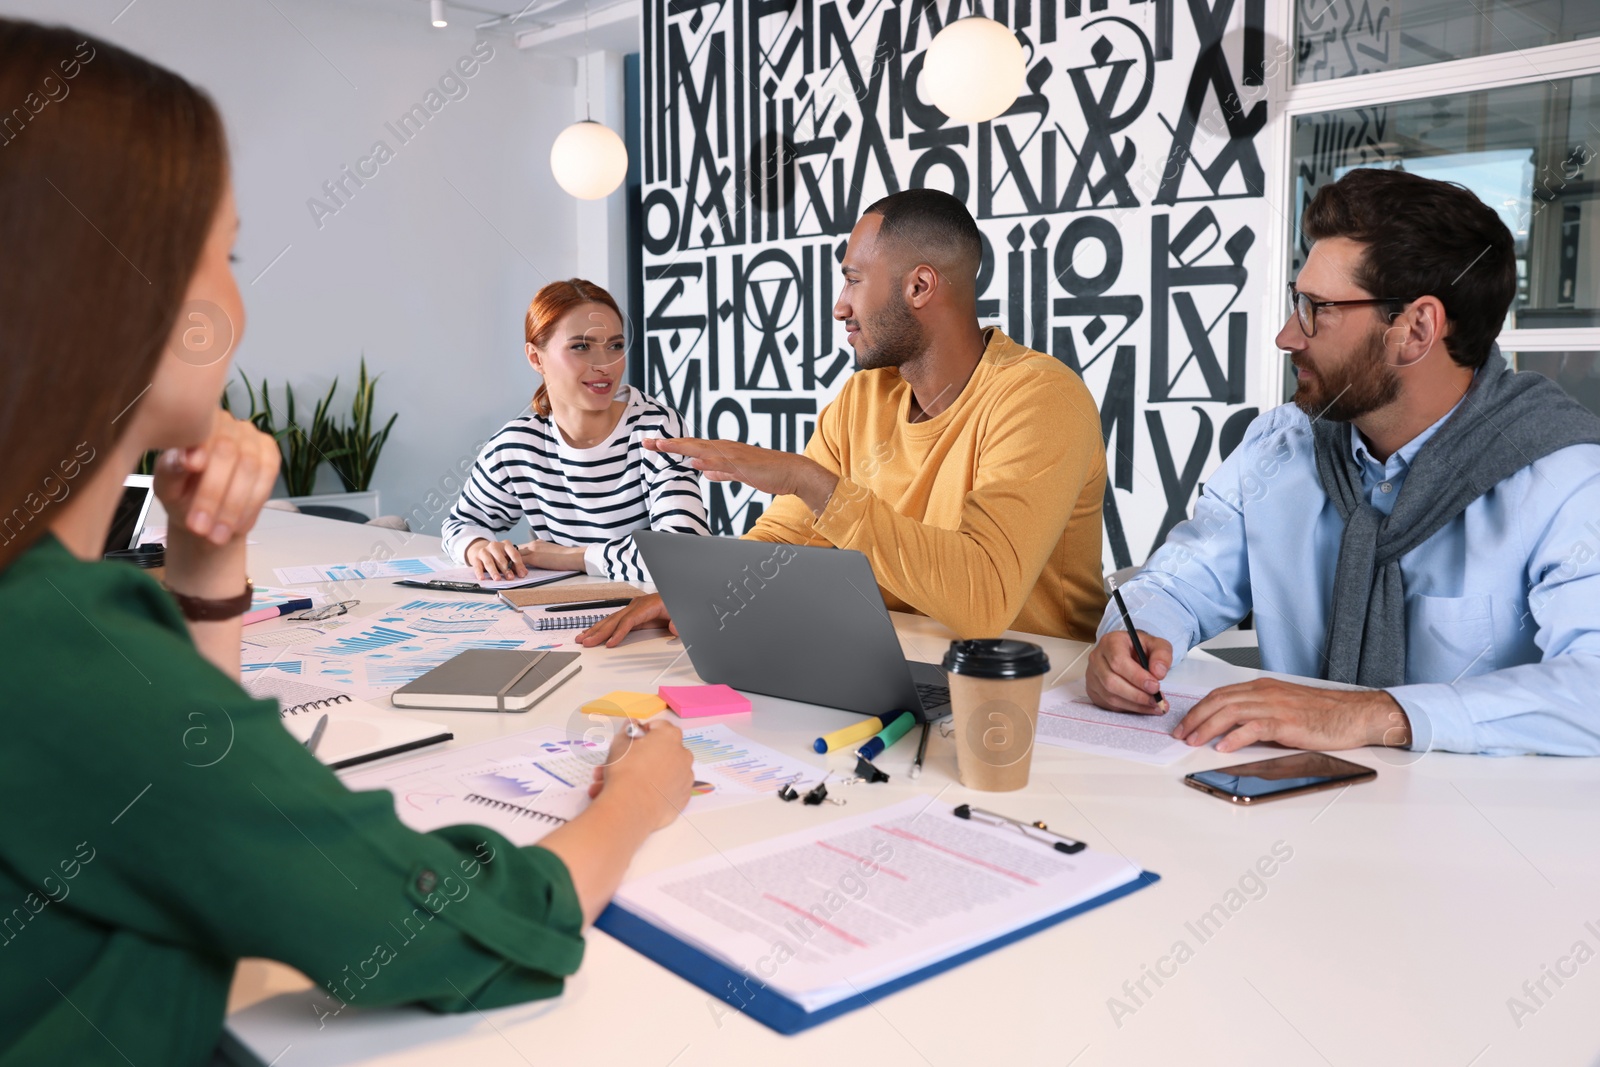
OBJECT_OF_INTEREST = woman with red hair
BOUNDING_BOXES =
[441,279,710,582]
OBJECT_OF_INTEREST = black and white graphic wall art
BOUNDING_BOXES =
[640,0,1274,569]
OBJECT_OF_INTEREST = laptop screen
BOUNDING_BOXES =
[103,475,154,555]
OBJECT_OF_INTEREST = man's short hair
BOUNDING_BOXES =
[1301,168,1515,369]
[863,189,983,288]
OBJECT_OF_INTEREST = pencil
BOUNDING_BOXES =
[910,721,931,779]
[1111,586,1168,711]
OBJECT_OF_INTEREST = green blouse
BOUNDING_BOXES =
[0,535,586,1066]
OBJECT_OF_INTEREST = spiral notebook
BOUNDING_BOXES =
[462,793,569,826]
[532,612,618,631]
[339,733,597,847]
[241,672,454,769]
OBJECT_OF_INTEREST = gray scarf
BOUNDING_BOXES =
[1313,344,1600,687]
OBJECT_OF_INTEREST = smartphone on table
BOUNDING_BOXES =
[1183,753,1375,804]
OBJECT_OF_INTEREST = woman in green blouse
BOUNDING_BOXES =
[0,19,692,1066]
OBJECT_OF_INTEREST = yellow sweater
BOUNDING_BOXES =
[744,328,1107,641]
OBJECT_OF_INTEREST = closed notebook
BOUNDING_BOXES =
[498,582,648,609]
[390,648,582,712]
[241,672,453,770]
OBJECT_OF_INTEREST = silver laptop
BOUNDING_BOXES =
[633,531,950,721]
[103,474,154,555]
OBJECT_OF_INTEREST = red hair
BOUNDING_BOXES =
[525,278,622,417]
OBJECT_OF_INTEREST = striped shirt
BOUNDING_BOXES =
[441,386,709,582]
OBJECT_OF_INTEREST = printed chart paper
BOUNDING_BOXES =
[273,556,454,585]
[239,598,569,697]
[341,724,821,844]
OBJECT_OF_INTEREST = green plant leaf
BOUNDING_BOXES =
[328,354,397,493]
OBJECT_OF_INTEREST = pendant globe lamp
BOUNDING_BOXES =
[549,0,628,199]
[921,14,1026,124]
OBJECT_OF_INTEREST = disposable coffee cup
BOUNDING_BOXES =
[941,639,1050,792]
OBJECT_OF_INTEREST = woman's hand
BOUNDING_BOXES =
[153,410,278,677]
[543,720,694,924]
[155,409,279,554]
[464,538,527,581]
[518,539,587,573]
[588,721,693,829]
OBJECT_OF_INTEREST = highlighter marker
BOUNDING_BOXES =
[813,711,901,754]
[856,711,917,762]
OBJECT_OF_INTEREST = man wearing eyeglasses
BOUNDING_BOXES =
[1085,167,1600,756]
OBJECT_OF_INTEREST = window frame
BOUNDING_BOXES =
[1263,21,1600,402]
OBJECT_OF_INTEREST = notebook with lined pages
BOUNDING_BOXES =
[240,671,453,769]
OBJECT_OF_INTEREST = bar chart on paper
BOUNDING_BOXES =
[310,625,417,657]
[274,556,453,585]
[380,600,522,635]
[246,596,549,697]
[363,638,528,690]
[681,725,821,800]
[341,725,823,838]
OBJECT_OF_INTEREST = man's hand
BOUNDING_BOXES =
[645,437,838,515]
[1085,630,1174,714]
[1174,679,1412,753]
[577,592,675,647]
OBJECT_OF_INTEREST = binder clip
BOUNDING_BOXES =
[776,774,804,802]
[846,754,890,784]
[802,777,845,806]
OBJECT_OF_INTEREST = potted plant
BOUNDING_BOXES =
[223,369,388,521]
[326,356,398,497]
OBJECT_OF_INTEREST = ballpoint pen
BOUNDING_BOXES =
[304,713,329,756]
[544,598,634,612]
[1111,584,1168,712]
[240,598,314,626]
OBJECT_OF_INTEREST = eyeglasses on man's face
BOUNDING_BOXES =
[1286,284,1407,338]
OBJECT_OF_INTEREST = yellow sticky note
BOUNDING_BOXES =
[582,691,668,719]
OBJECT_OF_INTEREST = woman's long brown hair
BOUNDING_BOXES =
[525,279,622,417]
[0,19,227,570]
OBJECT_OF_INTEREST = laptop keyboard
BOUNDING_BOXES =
[916,683,951,709]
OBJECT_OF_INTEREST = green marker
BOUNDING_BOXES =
[856,711,917,761]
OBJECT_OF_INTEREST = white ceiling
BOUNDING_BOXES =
[331,0,633,39]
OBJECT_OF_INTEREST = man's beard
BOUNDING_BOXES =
[1291,324,1401,423]
[853,291,926,370]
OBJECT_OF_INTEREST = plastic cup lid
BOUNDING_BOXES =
[941,638,1050,679]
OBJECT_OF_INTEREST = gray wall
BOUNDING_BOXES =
[3,0,579,533]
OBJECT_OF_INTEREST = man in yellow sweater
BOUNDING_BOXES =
[581,189,1107,643]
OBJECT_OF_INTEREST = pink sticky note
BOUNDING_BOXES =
[658,684,751,718]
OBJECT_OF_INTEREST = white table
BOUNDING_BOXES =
[224,511,1600,1066]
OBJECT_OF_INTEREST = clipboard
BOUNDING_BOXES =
[594,870,1161,1035]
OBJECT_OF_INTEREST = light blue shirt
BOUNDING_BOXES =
[1100,402,1600,756]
